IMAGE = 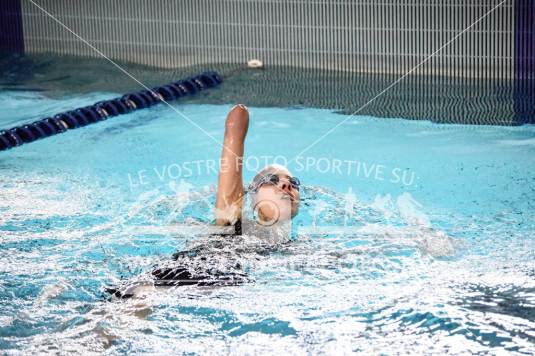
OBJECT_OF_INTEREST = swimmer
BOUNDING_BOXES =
[107,104,302,298]
[214,104,301,233]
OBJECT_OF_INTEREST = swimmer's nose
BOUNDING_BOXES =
[280,180,292,193]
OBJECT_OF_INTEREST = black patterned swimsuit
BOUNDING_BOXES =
[151,219,247,286]
[107,220,248,299]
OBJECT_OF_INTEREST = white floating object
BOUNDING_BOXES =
[247,59,264,69]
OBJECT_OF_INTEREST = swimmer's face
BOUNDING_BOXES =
[253,173,300,224]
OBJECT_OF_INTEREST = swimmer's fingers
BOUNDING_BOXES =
[231,103,248,113]
[225,104,249,139]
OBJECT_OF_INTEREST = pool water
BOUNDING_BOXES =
[1,89,534,354]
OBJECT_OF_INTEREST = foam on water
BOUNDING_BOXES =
[0,90,534,354]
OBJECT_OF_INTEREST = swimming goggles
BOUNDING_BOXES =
[249,174,301,193]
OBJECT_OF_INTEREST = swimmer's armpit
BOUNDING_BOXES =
[214,201,242,226]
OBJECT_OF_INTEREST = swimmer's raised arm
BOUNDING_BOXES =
[215,104,249,226]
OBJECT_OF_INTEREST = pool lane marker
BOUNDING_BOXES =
[0,71,223,152]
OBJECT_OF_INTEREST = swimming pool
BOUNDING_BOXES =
[1,59,534,354]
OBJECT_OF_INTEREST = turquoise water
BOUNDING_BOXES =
[1,90,534,354]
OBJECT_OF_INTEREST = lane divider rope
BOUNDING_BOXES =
[0,71,223,152]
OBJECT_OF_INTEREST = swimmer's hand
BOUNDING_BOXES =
[225,104,249,141]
